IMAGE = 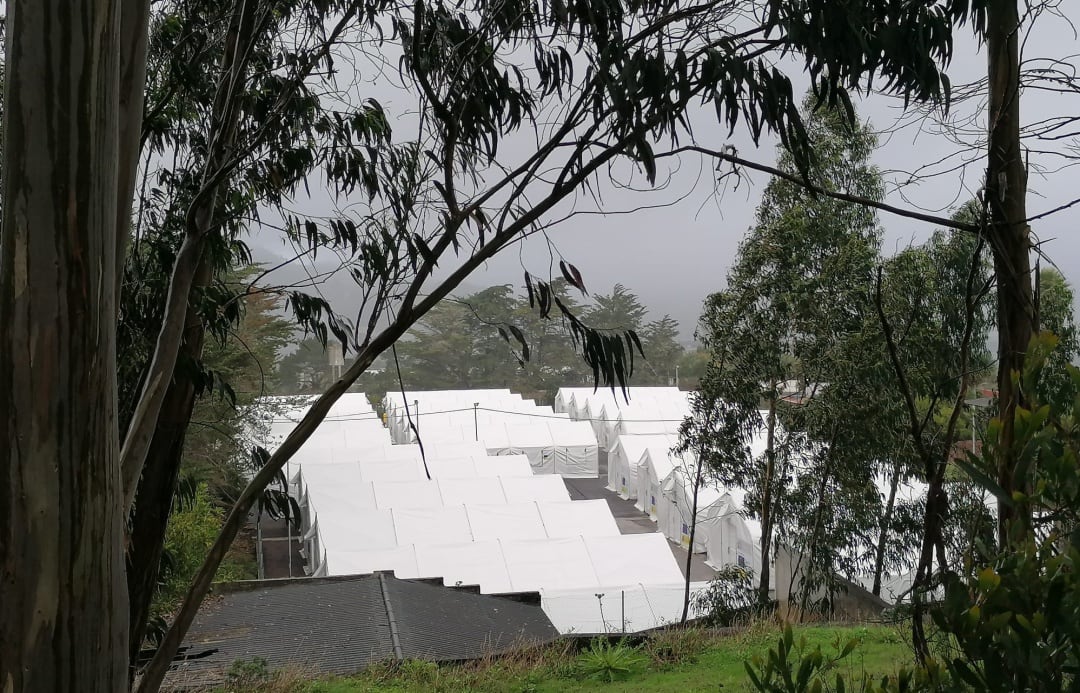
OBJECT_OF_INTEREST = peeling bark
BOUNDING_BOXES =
[0,1,128,689]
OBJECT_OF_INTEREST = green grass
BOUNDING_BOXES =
[224,623,915,693]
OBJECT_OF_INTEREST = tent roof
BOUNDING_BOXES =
[466,503,548,541]
[499,476,572,503]
[502,537,599,592]
[537,500,620,538]
[584,533,686,587]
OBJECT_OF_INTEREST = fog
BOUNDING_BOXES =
[250,6,1080,342]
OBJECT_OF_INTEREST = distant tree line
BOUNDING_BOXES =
[278,281,708,402]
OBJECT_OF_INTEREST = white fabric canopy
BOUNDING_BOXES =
[466,503,548,541]
[325,547,420,579]
[502,537,600,592]
[392,506,474,546]
[438,477,507,506]
[658,466,734,553]
[584,533,686,586]
[540,582,710,634]
[607,433,678,499]
[414,541,514,593]
[634,447,681,518]
[538,500,620,538]
[499,475,571,503]
[373,480,443,509]
[472,454,534,477]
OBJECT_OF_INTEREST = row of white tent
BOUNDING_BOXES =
[603,428,764,576]
[257,392,705,632]
[381,390,600,477]
[555,387,692,448]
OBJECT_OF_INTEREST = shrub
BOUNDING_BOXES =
[691,564,759,627]
[574,638,647,682]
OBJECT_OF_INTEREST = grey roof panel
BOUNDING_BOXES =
[162,573,557,690]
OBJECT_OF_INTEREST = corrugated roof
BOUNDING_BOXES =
[161,573,558,690]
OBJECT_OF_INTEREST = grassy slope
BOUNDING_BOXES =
[296,624,913,693]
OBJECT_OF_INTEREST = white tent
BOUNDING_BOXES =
[549,419,600,477]
[540,582,710,634]
[702,512,758,573]
[502,537,600,592]
[414,541,515,593]
[606,433,679,499]
[373,480,444,509]
[472,454,534,477]
[310,505,396,555]
[325,546,420,579]
[537,500,621,538]
[438,477,508,506]
[499,475,571,503]
[466,503,548,541]
[357,459,426,483]
[555,388,596,414]
[657,466,734,554]
[392,506,474,546]
[634,447,682,519]
[502,421,557,473]
[584,533,686,585]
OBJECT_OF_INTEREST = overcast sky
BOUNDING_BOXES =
[253,5,1080,344]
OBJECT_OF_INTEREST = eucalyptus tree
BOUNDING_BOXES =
[1,0,976,689]
[873,218,994,655]
[690,97,885,607]
[1035,268,1079,411]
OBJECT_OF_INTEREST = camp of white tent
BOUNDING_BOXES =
[253,391,712,633]
[381,390,599,477]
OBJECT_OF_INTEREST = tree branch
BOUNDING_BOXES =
[656,145,980,233]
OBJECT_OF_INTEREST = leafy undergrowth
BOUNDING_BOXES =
[215,623,913,693]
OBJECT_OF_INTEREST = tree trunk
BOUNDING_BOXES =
[757,395,778,605]
[127,268,210,672]
[681,460,704,623]
[872,459,903,596]
[0,1,128,689]
[125,0,258,664]
[986,0,1033,548]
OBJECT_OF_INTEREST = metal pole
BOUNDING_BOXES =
[621,590,626,633]
[474,402,479,441]
[414,399,420,437]
[286,460,292,578]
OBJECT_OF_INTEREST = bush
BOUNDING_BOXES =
[925,334,1080,691]
[691,564,759,626]
[151,483,251,623]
